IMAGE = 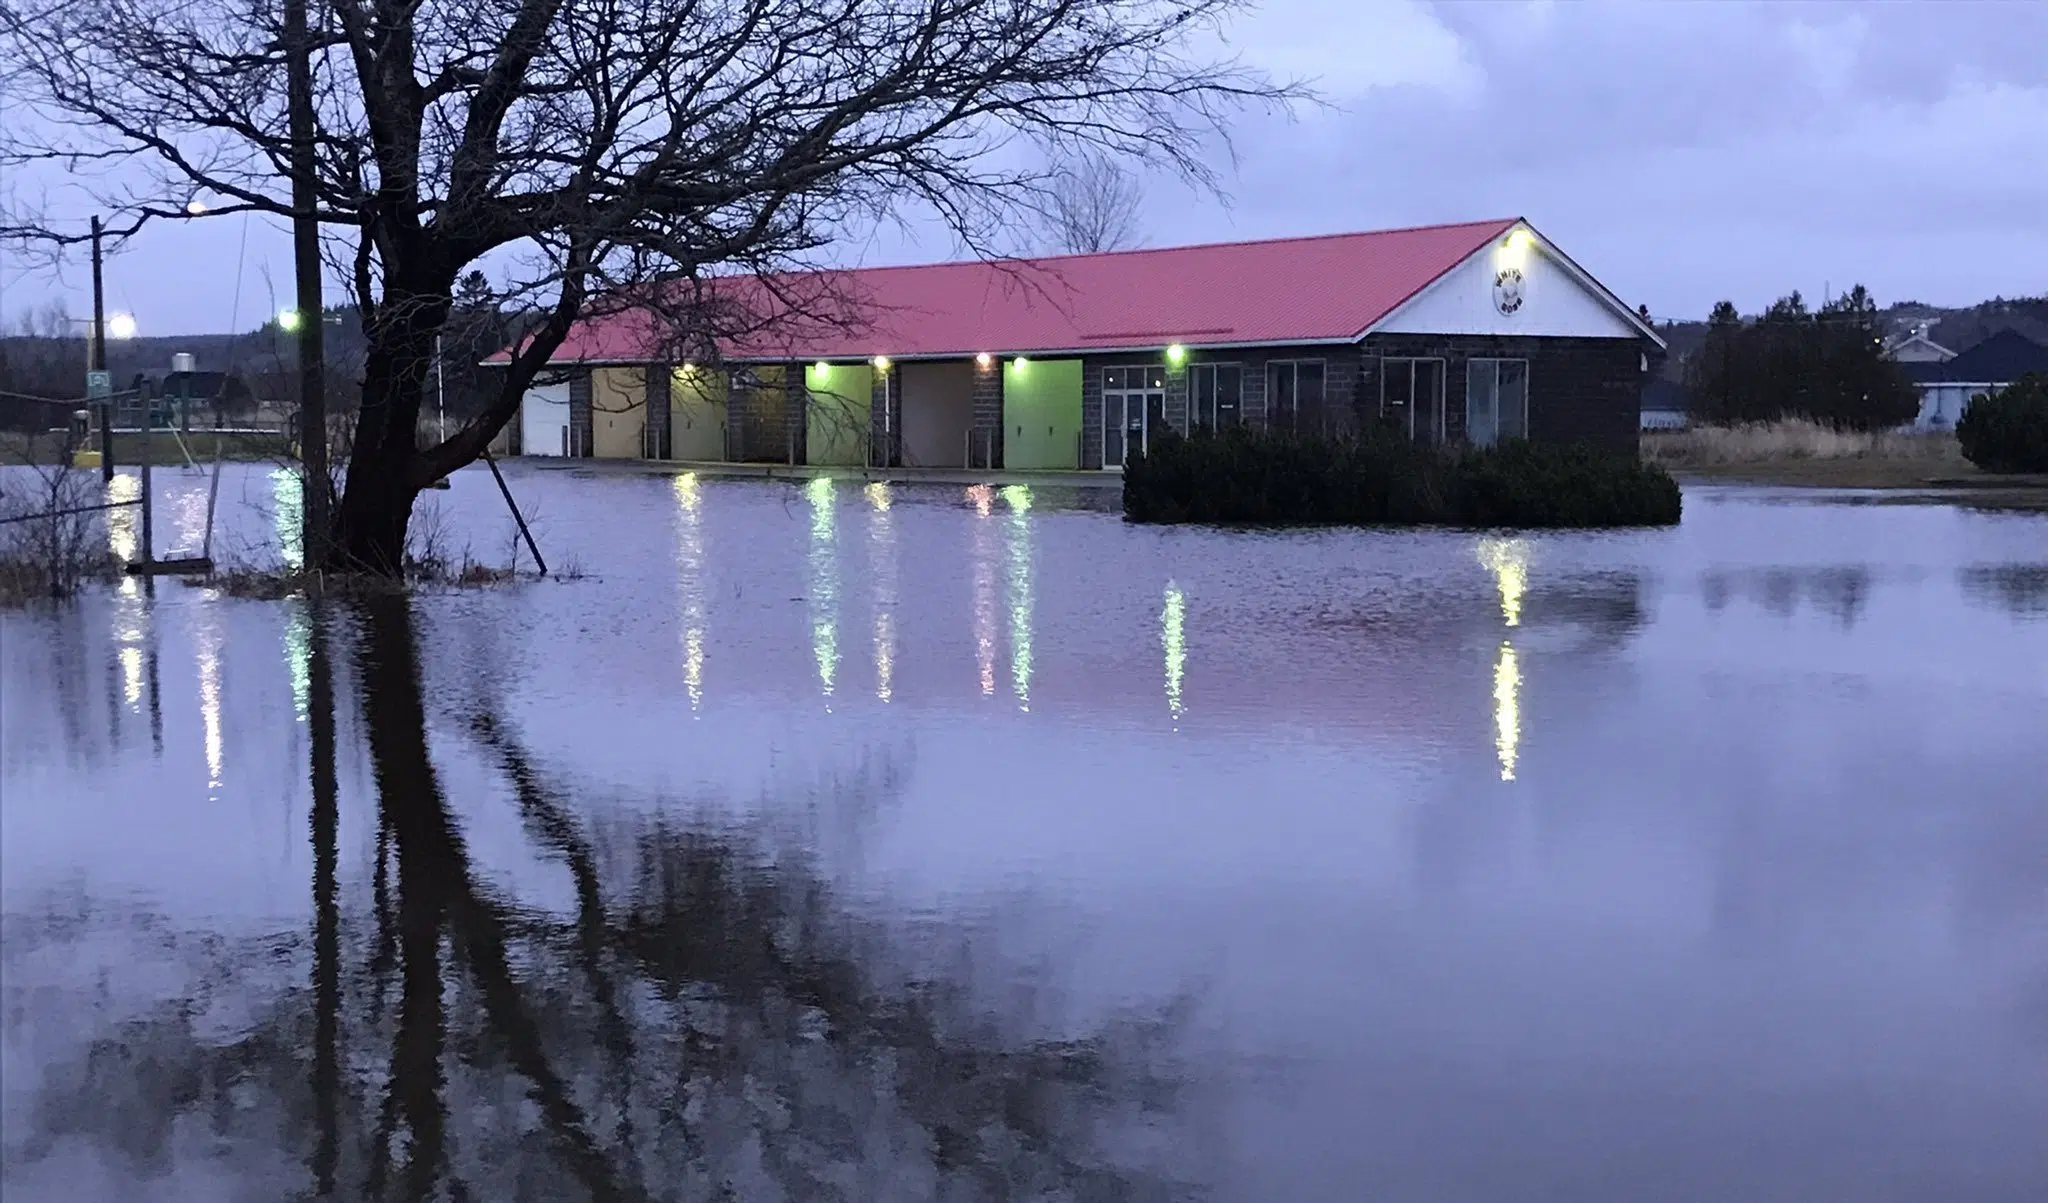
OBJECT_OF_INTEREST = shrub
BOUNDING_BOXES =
[1124,426,1680,529]
[1955,374,2048,474]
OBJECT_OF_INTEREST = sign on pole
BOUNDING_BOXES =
[85,370,112,399]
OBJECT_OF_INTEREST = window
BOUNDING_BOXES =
[1465,359,1529,446]
[1380,358,1447,445]
[1189,363,1243,430]
[1101,366,1166,393]
[1266,360,1326,434]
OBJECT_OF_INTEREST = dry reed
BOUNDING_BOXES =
[1642,419,1963,468]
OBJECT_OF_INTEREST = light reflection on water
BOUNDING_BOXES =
[1002,484,1033,711]
[269,466,303,570]
[806,476,839,702]
[968,483,998,697]
[1492,640,1521,781]
[194,611,224,797]
[866,482,897,704]
[1163,580,1187,724]
[5,466,2048,1203]
[1478,535,1528,627]
[674,472,707,711]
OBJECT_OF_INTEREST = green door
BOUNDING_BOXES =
[1002,358,1082,469]
[805,363,872,467]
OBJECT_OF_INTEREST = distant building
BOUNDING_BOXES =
[1639,377,1690,430]
[1902,330,2048,428]
[1884,326,1956,364]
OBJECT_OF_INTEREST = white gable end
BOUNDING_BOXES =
[1371,231,1642,340]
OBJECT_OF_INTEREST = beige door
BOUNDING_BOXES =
[670,366,728,461]
[590,367,647,459]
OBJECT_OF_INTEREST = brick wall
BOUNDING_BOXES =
[568,369,593,457]
[1362,334,1642,454]
[972,358,1002,468]
[646,363,672,459]
[729,363,803,463]
[1066,338,1640,456]
[870,369,896,467]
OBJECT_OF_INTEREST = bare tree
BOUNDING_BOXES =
[2,0,1295,574]
[1039,154,1145,254]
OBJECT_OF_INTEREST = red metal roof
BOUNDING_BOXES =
[535,217,1520,364]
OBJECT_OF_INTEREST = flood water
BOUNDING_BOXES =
[4,462,2047,1201]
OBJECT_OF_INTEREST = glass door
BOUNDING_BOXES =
[1103,366,1166,467]
[1381,358,1446,446]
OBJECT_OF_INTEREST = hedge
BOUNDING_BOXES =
[1956,373,2048,474]
[1123,426,1682,528]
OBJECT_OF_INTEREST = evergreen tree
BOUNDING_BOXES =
[1682,287,1917,430]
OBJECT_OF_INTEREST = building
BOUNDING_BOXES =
[1902,330,2048,429]
[1639,378,1691,430]
[513,218,1665,469]
[1884,327,1956,365]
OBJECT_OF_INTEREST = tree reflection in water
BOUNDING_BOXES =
[7,596,1196,1202]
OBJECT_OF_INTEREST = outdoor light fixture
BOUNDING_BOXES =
[1166,343,1187,365]
[871,355,891,371]
[185,199,208,215]
[680,360,695,372]
[1505,228,1534,254]
[1012,356,1029,369]
[277,307,303,332]
[813,360,829,373]
[976,352,993,368]
[105,312,138,340]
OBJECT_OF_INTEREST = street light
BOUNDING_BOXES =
[277,307,304,333]
[106,312,138,340]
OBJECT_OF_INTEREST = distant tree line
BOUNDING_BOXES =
[1683,286,1923,431]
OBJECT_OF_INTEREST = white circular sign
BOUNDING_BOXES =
[1493,267,1525,316]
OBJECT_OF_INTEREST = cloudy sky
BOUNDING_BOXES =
[3,0,2044,335]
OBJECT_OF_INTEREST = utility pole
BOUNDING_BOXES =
[285,0,329,570]
[90,216,113,481]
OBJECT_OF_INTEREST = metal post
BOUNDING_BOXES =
[202,437,224,563]
[90,216,113,481]
[483,452,547,577]
[286,0,329,569]
[138,400,154,569]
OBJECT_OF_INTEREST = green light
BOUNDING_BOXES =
[1166,343,1186,365]
[277,308,303,333]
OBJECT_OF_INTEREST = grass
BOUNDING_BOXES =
[1642,419,1967,471]
[1640,419,2048,507]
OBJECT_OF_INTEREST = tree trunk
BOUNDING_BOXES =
[332,435,421,574]
[327,276,453,575]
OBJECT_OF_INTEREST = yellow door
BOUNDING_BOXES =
[590,367,647,459]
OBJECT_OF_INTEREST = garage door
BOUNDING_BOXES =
[591,367,647,459]
[521,381,571,456]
